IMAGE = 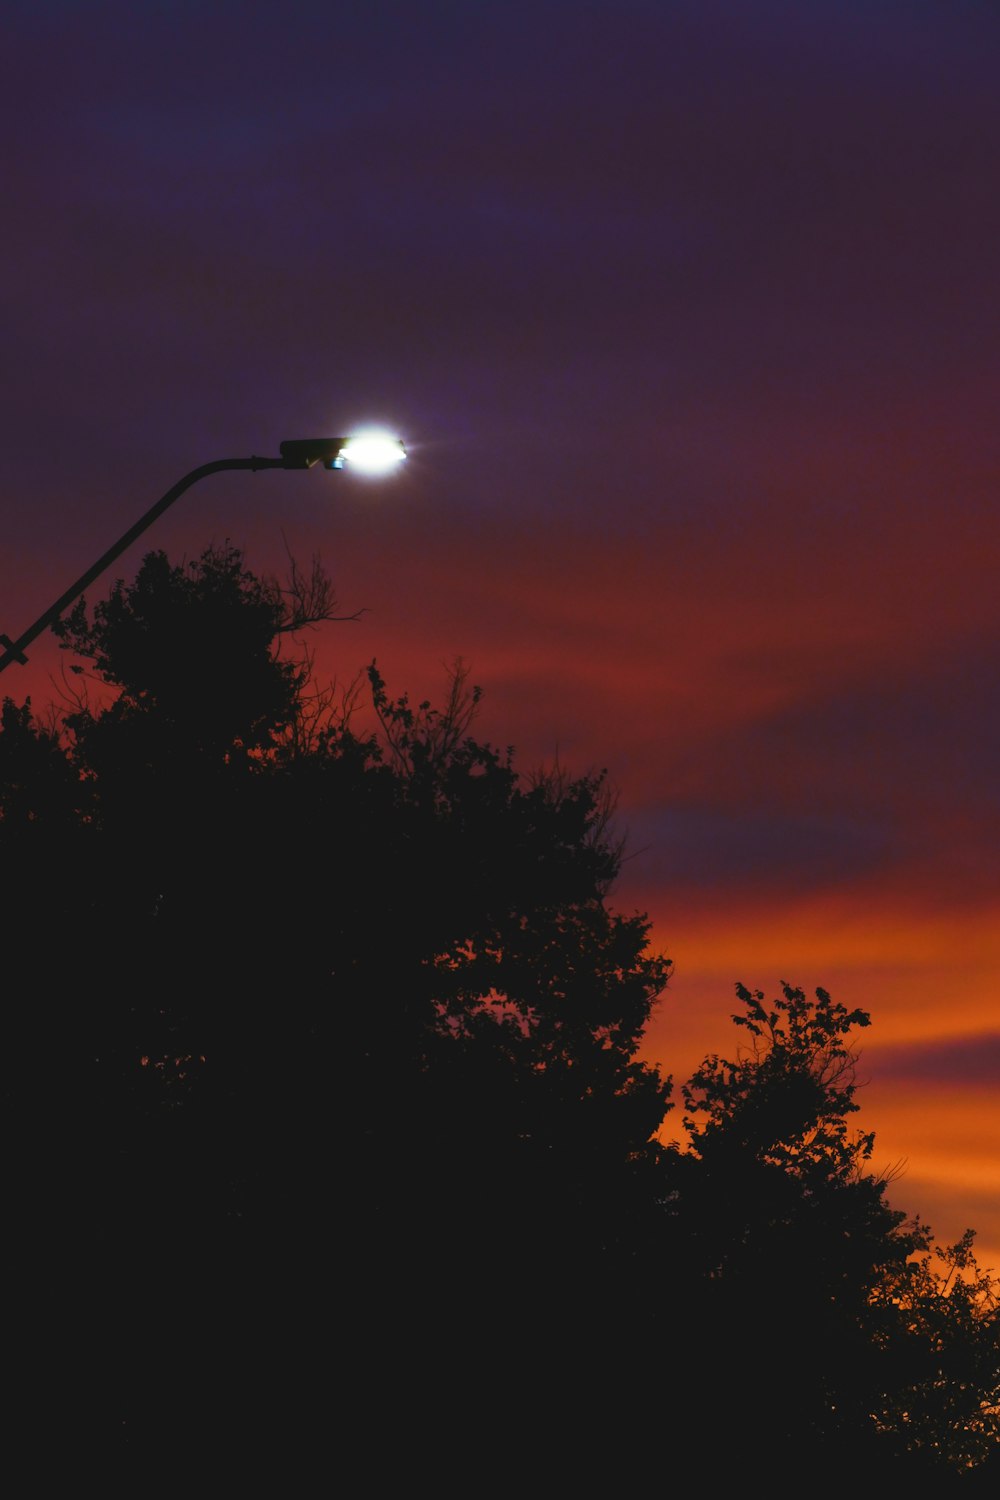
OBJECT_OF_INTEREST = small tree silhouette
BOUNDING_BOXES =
[662,982,998,1475]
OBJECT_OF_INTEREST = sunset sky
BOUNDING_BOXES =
[3,1,999,1268]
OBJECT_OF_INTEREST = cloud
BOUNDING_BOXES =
[630,803,893,893]
[872,1032,1000,1089]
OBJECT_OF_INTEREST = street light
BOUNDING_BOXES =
[0,432,406,675]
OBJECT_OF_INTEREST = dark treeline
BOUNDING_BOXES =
[2,545,997,1480]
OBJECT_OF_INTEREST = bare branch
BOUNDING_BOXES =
[272,538,367,633]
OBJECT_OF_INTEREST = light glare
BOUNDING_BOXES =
[339,431,407,474]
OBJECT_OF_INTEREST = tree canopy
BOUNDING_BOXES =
[660,982,999,1478]
[2,543,996,1475]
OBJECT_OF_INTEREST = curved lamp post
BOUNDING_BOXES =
[0,432,406,675]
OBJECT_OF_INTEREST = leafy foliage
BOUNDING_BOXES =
[682,980,876,1176]
[1,544,996,1475]
[8,547,674,1268]
[663,982,999,1476]
[52,545,303,768]
[870,1228,1000,1469]
[0,696,81,828]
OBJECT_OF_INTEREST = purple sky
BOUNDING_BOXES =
[3,0,1000,1267]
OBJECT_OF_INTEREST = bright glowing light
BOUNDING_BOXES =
[337,431,407,474]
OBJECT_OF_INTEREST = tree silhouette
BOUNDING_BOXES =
[869,1227,1000,1472]
[2,545,996,1475]
[7,543,676,1466]
[6,544,672,1298]
[660,982,999,1477]
[52,543,310,773]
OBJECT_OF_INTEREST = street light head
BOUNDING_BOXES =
[280,438,345,469]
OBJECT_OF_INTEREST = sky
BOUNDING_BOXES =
[2,0,999,1269]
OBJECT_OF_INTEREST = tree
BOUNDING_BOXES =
[0,542,681,1470]
[0,697,80,828]
[868,1228,1000,1472]
[4,545,997,1475]
[660,982,998,1477]
[51,543,321,774]
[5,545,673,1265]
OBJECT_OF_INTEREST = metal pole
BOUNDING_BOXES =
[0,455,286,674]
